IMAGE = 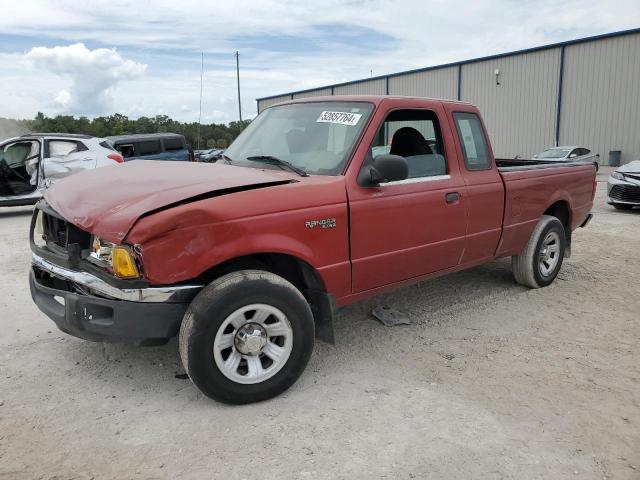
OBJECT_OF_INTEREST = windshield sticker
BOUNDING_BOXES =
[316,111,362,126]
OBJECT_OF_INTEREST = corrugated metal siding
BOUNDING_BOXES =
[388,67,458,99]
[257,94,292,113]
[292,88,333,99]
[460,48,561,158]
[560,33,640,164]
[334,78,386,95]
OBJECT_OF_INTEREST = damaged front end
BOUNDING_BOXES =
[29,202,203,345]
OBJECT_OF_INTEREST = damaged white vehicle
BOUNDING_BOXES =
[0,133,123,207]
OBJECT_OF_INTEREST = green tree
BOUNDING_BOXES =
[11,113,252,145]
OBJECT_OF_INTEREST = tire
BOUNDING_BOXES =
[179,270,315,404]
[512,215,566,289]
[612,203,633,211]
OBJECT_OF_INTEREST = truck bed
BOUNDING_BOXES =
[496,156,598,172]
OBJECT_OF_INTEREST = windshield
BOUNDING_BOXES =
[225,102,374,175]
[538,148,571,159]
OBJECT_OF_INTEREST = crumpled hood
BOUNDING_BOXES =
[44,160,295,243]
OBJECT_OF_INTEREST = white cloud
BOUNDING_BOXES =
[25,43,146,115]
[0,0,638,123]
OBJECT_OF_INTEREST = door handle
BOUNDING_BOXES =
[445,192,460,204]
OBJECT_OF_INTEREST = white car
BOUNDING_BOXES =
[0,133,123,207]
[533,146,600,171]
[607,160,640,210]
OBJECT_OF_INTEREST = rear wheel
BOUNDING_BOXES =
[512,215,566,288]
[612,203,633,211]
[179,270,315,404]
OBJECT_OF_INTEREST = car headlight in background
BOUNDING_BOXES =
[33,210,47,248]
[90,236,140,279]
[610,171,626,181]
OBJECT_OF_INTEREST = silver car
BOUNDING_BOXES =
[608,160,640,210]
[0,133,123,207]
[533,146,600,171]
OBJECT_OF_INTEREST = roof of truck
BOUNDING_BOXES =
[106,132,185,144]
[264,95,472,109]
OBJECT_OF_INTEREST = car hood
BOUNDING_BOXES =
[618,160,640,174]
[44,161,296,243]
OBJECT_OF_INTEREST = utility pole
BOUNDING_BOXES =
[197,52,204,149]
[235,51,242,122]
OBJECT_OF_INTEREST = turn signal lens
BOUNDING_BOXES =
[111,246,140,279]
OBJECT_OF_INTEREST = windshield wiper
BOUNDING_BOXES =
[220,154,234,164]
[246,155,308,177]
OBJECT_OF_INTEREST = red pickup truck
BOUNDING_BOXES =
[29,96,595,403]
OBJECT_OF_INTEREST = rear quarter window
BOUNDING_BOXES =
[453,112,492,171]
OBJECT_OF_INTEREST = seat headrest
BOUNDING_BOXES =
[389,127,433,157]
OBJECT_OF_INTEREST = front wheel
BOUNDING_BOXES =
[512,215,566,288]
[179,270,315,404]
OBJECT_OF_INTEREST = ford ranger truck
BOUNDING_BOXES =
[29,96,596,404]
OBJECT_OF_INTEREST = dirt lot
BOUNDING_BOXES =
[0,168,638,480]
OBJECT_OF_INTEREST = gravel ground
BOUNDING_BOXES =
[1,168,638,479]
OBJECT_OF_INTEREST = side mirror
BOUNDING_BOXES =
[569,153,577,158]
[369,154,408,185]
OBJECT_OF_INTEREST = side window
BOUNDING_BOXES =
[369,109,447,179]
[49,140,79,157]
[163,137,185,152]
[136,140,162,156]
[453,112,491,171]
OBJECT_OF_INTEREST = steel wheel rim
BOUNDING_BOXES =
[539,231,561,276]
[213,303,293,385]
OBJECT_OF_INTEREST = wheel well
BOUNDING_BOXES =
[544,200,571,230]
[197,253,335,343]
[198,253,324,292]
[544,201,572,251]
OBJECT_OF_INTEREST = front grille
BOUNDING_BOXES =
[42,211,91,251]
[609,184,640,203]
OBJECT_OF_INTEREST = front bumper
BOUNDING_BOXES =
[607,178,640,206]
[30,254,203,345]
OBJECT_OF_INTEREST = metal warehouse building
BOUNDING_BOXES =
[256,28,640,165]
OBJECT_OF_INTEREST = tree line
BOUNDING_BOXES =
[0,113,252,149]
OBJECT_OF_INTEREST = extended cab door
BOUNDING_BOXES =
[346,101,467,293]
[445,105,504,264]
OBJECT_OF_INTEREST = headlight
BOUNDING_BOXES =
[90,237,140,279]
[90,236,113,263]
[611,171,626,181]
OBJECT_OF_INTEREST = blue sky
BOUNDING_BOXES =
[0,0,638,123]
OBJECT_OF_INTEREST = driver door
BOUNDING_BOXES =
[0,139,42,200]
[347,106,468,293]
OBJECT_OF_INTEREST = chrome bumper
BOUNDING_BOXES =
[31,253,203,303]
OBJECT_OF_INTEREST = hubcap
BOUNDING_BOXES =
[213,304,293,385]
[539,231,561,276]
[235,323,267,355]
